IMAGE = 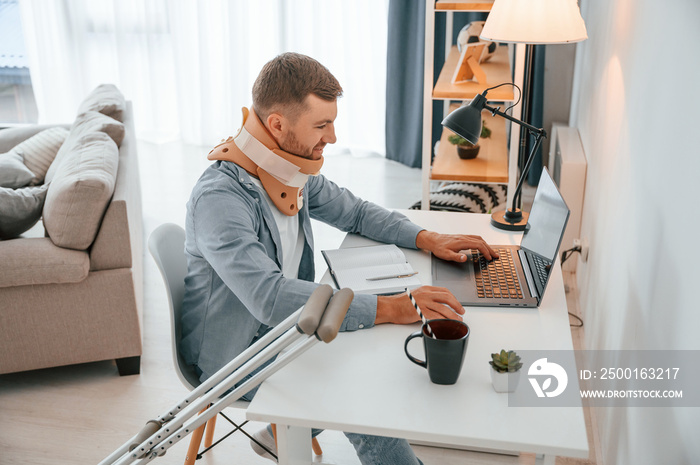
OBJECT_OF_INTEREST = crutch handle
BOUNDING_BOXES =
[128,419,162,454]
[317,288,354,343]
[296,284,334,336]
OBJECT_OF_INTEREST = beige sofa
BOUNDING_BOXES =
[0,90,143,376]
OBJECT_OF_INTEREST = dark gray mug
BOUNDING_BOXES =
[404,319,470,385]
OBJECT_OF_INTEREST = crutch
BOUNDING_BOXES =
[100,284,352,465]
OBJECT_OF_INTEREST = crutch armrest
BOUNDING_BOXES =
[296,284,334,336]
[128,419,162,455]
[316,288,354,343]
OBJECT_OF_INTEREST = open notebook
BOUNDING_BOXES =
[322,244,421,295]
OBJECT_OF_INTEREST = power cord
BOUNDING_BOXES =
[569,313,583,328]
[482,82,522,115]
[561,244,582,265]
[560,245,584,328]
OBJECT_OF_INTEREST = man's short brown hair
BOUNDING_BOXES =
[252,52,343,122]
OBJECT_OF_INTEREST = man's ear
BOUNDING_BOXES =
[266,112,287,140]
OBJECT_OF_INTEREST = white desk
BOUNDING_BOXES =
[246,210,589,465]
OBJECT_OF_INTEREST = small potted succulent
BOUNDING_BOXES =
[447,121,491,160]
[489,349,523,393]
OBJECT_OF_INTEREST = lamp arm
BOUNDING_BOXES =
[483,103,545,137]
[510,131,545,212]
[482,101,546,213]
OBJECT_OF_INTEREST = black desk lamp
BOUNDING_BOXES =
[441,0,587,231]
[442,88,545,231]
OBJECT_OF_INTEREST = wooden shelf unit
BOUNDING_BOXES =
[433,45,514,101]
[435,0,494,12]
[421,0,524,210]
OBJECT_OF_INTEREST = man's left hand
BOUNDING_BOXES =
[415,230,499,262]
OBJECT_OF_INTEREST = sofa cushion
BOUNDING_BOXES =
[0,237,89,287]
[77,84,126,123]
[0,151,35,188]
[43,132,120,250]
[0,185,49,239]
[11,127,70,185]
[0,125,70,153]
[45,111,124,184]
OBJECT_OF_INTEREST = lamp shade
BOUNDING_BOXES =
[442,98,484,145]
[442,106,481,144]
[480,0,587,44]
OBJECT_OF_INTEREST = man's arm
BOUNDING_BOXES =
[306,174,499,325]
[375,229,500,324]
[306,174,422,249]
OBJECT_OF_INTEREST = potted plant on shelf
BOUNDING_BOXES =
[489,349,523,393]
[447,121,491,160]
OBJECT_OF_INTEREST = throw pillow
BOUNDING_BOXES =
[0,151,35,188]
[43,132,119,250]
[45,111,124,184]
[0,184,49,239]
[10,127,69,185]
[76,83,126,122]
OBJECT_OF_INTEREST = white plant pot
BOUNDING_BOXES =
[490,369,521,393]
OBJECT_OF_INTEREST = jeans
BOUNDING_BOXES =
[265,425,424,465]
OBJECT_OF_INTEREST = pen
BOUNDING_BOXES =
[366,271,419,281]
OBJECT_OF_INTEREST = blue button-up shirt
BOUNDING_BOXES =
[180,161,424,381]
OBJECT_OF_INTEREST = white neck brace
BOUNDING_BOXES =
[207,107,324,216]
[234,127,309,190]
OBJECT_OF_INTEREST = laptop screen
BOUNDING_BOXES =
[520,168,570,263]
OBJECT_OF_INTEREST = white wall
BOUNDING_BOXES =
[570,0,700,463]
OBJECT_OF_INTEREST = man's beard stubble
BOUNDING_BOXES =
[279,130,317,160]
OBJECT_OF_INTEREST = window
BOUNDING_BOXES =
[0,0,38,125]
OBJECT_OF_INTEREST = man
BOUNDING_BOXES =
[181,52,497,464]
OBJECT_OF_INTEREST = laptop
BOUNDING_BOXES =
[431,167,570,308]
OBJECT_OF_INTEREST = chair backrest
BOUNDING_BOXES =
[148,223,201,391]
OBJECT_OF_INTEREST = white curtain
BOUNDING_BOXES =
[19,0,389,155]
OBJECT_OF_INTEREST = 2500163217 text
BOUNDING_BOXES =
[580,367,680,381]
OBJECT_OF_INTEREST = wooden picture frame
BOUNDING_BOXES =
[451,42,487,84]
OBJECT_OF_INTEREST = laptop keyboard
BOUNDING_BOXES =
[471,248,523,299]
[531,253,551,286]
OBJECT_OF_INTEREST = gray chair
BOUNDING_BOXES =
[148,223,252,464]
[147,223,321,463]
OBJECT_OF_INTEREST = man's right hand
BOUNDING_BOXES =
[375,286,464,325]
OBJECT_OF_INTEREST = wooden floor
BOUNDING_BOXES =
[0,141,600,465]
